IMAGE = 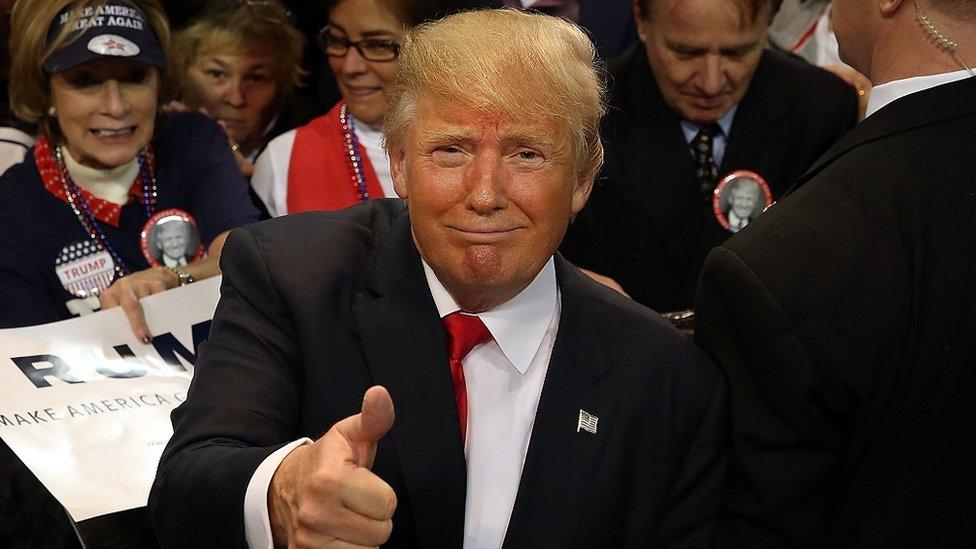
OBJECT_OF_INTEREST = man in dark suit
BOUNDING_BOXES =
[149,9,726,548]
[695,0,976,545]
[561,0,858,313]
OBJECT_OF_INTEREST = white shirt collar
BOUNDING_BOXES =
[422,257,558,375]
[865,70,973,118]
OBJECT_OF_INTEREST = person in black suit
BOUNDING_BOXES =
[149,9,726,548]
[561,0,858,313]
[695,0,976,545]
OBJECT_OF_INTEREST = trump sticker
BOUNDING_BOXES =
[712,170,773,233]
[140,209,204,268]
[55,240,116,298]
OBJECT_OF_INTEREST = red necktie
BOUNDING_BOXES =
[442,312,492,443]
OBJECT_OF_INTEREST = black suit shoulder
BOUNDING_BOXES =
[696,78,976,546]
[563,262,725,408]
[224,199,407,291]
[756,48,853,105]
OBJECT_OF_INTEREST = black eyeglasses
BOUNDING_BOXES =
[238,0,292,24]
[317,27,400,62]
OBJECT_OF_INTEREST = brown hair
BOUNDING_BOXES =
[172,0,306,104]
[385,9,606,186]
[8,0,175,140]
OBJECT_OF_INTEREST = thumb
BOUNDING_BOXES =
[334,385,395,468]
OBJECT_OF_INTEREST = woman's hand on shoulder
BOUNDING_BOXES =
[99,267,178,343]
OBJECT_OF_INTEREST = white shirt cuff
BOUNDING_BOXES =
[244,438,313,548]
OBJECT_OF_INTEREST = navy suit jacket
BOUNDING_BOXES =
[696,76,976,547]
[149,200,727,547]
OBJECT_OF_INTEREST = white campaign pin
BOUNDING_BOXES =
[55,240,116,298]
[577,409,599,434]
[87,34,140,57]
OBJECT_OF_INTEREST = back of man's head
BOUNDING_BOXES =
[834,0,976,82]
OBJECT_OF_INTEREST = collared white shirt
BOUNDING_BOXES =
[244,257,561,549]
[865,69,973,118]
[355,120,394,199]
[681,106,737,168]
[424,257,559,549]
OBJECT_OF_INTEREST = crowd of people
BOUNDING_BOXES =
[0,0,974,547]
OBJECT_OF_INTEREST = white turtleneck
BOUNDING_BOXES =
[62,148,139,205]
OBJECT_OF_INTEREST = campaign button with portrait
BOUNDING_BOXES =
[712,170,774,233]
[140,209,205,268]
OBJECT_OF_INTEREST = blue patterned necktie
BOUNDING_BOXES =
[692,124,722,202]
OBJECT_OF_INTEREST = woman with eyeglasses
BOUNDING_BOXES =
[172,0,317,179]
[0,0,259,545]
[250,0,461,216]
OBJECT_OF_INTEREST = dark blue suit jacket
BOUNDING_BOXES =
[149,200,727,547]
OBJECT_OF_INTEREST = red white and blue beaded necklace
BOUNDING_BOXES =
[339,103,370,203]
[53,144,158,278]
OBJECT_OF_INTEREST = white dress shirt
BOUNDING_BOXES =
[865,69,973,118]
[250,115,393,217]
[244,257,561,549]
[680,106,737,168]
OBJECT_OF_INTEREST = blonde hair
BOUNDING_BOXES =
[384,8,606,184]
[172,0,306,103]
[8,0,174,139]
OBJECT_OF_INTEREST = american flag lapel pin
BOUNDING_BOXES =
[577,409,598,434]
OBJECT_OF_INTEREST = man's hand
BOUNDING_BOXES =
[100,266,178,343]
[822,64,872,120]
[269,386,397,548]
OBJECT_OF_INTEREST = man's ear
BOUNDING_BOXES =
[632,0,648,40]
[389,142,408,199]
[571,174,595,216]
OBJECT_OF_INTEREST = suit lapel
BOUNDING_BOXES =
[611,45,705,277]
[798,75,976,186]
[503,258,616,548]
[720,51,793,192]
[351,214,466,548]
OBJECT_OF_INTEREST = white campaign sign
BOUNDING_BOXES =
[0,277,221,522]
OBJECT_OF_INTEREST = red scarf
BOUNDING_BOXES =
[34,135,143,227]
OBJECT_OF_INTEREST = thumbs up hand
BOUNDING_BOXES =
[268,386,397,548]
